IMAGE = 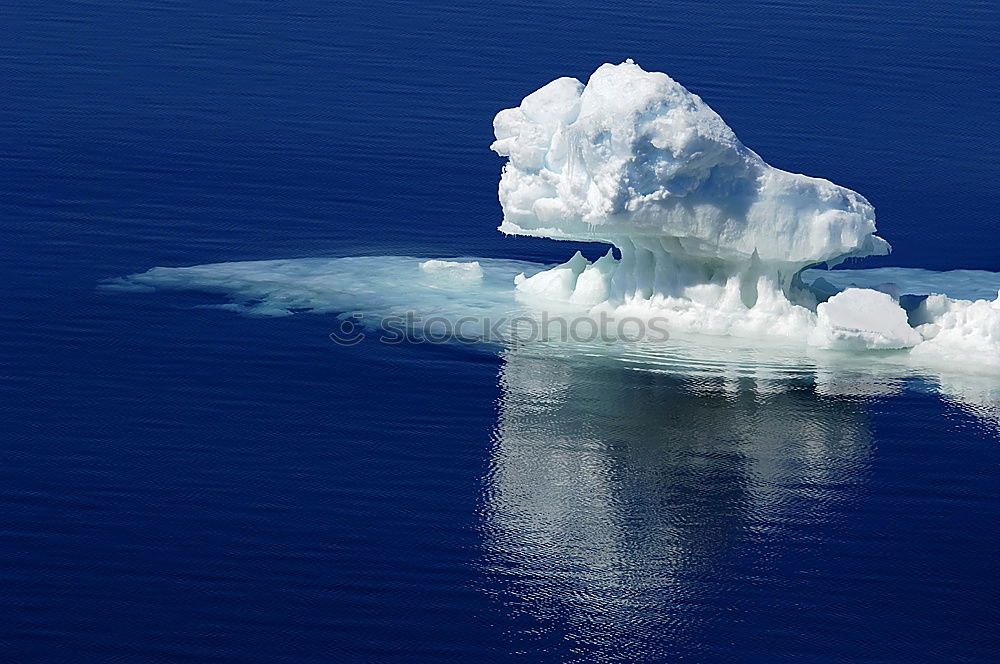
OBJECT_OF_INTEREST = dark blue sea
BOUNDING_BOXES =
[2,1,999,662]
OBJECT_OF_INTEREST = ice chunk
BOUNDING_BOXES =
[569,249,617,306]
[419,259,484,282]
[809,288,922,350]
[513,251,590,301]
[492,60,887,267]
[909,291,1000,369]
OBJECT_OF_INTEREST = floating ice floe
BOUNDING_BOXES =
[110,60,1000,376]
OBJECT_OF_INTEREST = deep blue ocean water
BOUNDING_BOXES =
[2,1,999,662]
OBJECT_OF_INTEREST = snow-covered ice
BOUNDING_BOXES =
[110,60,1000,384]
[491,60,1000,362]
[491,60,889,340]
[910,292,1000,369]
[808,288,922,350]
[492,60,886,267]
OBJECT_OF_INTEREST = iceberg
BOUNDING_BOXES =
[492,60,887,337]
[492,61,881,333]
[493,60,1000,356]
[110,60,1000,381]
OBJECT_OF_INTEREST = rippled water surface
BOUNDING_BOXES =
[2,1,999,662]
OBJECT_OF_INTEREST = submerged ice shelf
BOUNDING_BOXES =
[111,60,1000,376]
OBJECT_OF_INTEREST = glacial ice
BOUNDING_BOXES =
[492,60,1000,360]
[808,288,922,350]
[111,60,1000,384]
[910,292,1000,369]
[494,61,885,263]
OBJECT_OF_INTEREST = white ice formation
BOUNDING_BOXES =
[110,60,1000,380]
[493,60,1000,360]
[492,61,886,266]
[419,259,484,282]
[910,292,1000,368]
[808,288,922,351]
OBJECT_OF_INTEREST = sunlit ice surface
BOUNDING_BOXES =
[108,61,1000,384]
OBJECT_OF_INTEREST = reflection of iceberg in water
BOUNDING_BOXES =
[481,349,877,656]
[929,374,1000,432]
